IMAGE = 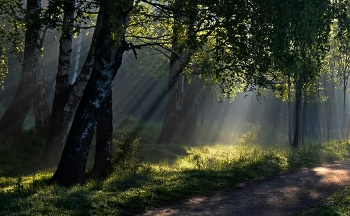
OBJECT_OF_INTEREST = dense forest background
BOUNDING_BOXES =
[1,0,350,187]
[2,27,350,145]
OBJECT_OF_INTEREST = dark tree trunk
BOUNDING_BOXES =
[48,1,131,186]
[287,77,292,147]
[157,3,191,144]
[292,79,303,148]
[341,77,346,139]
[180,75,197,144]
[0,0,41,143]
[347,114,350,139]
[157,55,184,144]
[87,87,113,179]
[205,91,214,133]
[314,101,323,143]
[33,56,50,137]
[324,73,335,141]
[42,12,103,166]
[302,92,307,144]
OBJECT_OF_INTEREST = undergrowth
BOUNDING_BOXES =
[1,139,350,215]
[0,129,45,176]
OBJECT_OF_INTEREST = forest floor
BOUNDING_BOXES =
[140,160,350,216]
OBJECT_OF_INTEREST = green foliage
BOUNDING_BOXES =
[121,47,169,80]
[0,0,25,89]
[212,122,287,147]
[138,143,188,164]
[112,132,141,172]
[1,140,350,215]
[238,123,262,145]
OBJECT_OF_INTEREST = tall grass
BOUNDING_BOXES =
[1,139,350,215]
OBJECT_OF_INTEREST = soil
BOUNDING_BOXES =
[140,160,350,216]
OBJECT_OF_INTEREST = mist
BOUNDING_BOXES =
[0,28,348,150]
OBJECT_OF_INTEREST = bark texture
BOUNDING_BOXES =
[87,87,113,179]
[49,0,132,186]
[42,9,103,166]
[157,54,185,144]
[0,0,41,143]
[180,75,197,144]
[33,56,50,137]
[157,3,194,144]
[43,0,75,164]
[287,77,292,147]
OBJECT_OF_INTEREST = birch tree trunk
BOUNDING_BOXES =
[87,87,113,179]
[0,0,41,143]
[43,0,74,163]
[71,29,83,84]
[48,0,133,186]
[42,2,104,166]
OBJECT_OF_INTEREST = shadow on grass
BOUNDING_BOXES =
[1,141,350,215]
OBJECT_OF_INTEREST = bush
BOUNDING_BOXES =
[238,122,287,147]
[111,131,141,172]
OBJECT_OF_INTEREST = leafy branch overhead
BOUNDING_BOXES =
[124,0,333,101]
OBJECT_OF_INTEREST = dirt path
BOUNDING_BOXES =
[141,160,350,216]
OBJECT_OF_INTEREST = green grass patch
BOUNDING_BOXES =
[295,186,350,216]
[0,129,45,176]
[1,140,350,215]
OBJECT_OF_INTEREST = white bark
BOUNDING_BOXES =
[71,30,83,84]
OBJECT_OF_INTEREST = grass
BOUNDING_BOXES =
[295,181,350,215]
[1,138,350,215]
[0,129,45,176]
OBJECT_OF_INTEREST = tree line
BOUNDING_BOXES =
[0,0,349,186]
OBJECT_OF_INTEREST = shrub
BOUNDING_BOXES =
[111,131,141,172]
[238,122,287,147]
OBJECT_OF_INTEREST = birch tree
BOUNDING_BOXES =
[42,0,101,165]
[42,0,75,164]
[49,0,135,186]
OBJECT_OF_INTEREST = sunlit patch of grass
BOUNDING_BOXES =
[138,143,188,163]
[0,170,53,192]
[1,140,350,215]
